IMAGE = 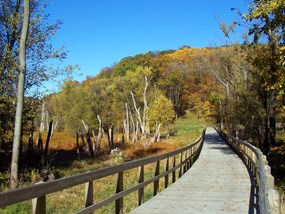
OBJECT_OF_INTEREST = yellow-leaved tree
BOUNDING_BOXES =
[148,94,175,142]
[244,0,285,153]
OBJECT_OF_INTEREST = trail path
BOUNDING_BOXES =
[130,127,252,213]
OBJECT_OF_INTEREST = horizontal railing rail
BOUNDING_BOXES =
[0,128,206,214]
[218,129,280,214]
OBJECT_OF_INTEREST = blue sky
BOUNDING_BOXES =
[46,0,250,83]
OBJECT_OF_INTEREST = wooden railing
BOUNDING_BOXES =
[0,128,205,214]
[219,130,280,214]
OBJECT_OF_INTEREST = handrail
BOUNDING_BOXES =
[0,128,206,214]
[218,129,280,214]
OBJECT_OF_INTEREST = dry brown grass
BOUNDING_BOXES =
[37,131,77,151]
[1,119,205,213]
[121,141,179,161]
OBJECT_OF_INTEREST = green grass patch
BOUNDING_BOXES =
[0,201,31,214]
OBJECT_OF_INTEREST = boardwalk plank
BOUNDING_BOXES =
[130,127,252,214]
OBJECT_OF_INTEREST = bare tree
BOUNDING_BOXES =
[130,76,149,139]
[130,92,144,136]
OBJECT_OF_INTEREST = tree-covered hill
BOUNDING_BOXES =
[2,44,285,160]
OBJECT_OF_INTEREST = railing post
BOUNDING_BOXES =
[183,150,187,173]
[138,166,144,206]
[32,195,46,214]
[172,155,176,183]
[179,152,183,177]
[116,172,124,214]
[154,161,160,196]
[268,190,280,214]
[190,147,193,167]
[32,181,46,214]
[246,147,248,166]
[265,165,274,190]
[85,181,93,208]
[253,151,257,177]
[187,148,190,169]
[186,149,189,170]
[165,158,169,188]
[221,130,280,214]
[243,145,246,167]
[194,144,198,161]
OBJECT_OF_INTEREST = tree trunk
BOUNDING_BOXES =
[269,89,276,147]
[10,0,30,189]
[125,103,130,142]
[143,77,150,138]
[76,131,80,158]
[96,115,102,155]
[91,130,97,155]
[135,120,139,143]
[37,101,46,153]
[43,119,53,166]
[28,133,33,166]
[219,98,224,130]
[27,116,34,166]
[86,132,93,156]
[264,119,269,155]
[79,128,85,151]
[50,120,58,140]
[268,29,278,147]
[152,123,161,143]
[106,126,114,151]
[37,136,43,153]
[82,120,94,156]
[110,126,114,149]
[131,92,144,137]
[129,108,136,143]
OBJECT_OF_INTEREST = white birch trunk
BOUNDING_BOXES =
[37,101,46,152]
[135,120,139,143]
[10,0,30,189]
[91,130,97,154]
[82,120,89,152]
[39,102,46,134]
[125,103,130,142]
[219,98,224,130]
[143,76,150,137]
[130,91,144,136]
[152,123,161,143]
[129,109,136,143]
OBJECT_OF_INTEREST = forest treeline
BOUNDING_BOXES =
[2,44,284,156]
[0,0,284,188]
[46,44,285,155]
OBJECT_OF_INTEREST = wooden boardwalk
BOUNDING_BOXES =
[130,127,253,214]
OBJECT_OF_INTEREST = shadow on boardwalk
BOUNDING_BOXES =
[208,131,260,213]
[130,127,260,214]
[215,130,260,214]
